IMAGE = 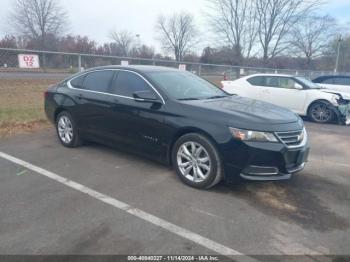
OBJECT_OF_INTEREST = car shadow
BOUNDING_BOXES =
[211,173,350,232]
[83,140,349,233]
[301,116,345,126]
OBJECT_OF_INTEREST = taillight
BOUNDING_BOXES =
[44,91,49,99]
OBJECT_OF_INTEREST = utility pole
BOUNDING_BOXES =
[334,35,342,73]
[136,34,141,49]
[135,34,141,61]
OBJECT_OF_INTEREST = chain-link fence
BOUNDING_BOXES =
[0,47,346,84]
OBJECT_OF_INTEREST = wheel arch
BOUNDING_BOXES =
[54,107,68,122]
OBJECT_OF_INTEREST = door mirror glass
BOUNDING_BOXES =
[133,90,158,103]
[294,83,303,90]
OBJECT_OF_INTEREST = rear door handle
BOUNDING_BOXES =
[76,93,84,100]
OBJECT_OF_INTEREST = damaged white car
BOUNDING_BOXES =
[222,74,350,125]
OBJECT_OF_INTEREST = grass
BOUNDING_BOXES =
[0,79,57,137]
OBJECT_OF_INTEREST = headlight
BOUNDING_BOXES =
[229,127,278,142]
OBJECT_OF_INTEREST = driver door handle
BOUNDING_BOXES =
[76,93,84,100]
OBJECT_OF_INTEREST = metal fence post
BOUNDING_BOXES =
[198,64,202,76]
[78,55,82,72]
[42,53,46,72]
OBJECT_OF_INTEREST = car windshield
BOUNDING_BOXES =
[147,71,229,100]
[295,77,323,89]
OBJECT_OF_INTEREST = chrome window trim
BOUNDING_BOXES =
[67,68,165,104]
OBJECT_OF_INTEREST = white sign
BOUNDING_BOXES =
[179,64,187,71]
[18,54,40,69]
[121,60,129,66]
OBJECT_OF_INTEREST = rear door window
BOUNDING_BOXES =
[111,71,152,97]
[265,76,280,88]
[83,71,114,93]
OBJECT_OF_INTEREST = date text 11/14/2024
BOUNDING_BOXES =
[127,255,220,261]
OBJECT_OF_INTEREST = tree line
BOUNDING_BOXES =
[0,0,349,72]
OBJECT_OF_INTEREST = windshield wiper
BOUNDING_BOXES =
[206,95,228,100]
[178,98,201,101]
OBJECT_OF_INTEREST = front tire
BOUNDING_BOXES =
[308,101,335,124]
[56,111,82,148]
[172,133,223,189]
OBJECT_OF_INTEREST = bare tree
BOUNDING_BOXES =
[130,45,155,59]
[255,0,321,62]
[206,0,258,63]
[155,12,198,61]
[109,30,135,57]
[0,35,17,48]
[9,0,68,49]
[290,15,337,67]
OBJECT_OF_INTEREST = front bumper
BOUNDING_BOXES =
[337,103,350,125]
[222,139,310,183]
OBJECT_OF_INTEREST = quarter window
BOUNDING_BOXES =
[83,71,114,93]
[70,75,85,89]
[112,71,152,97]
[247,76,265,86]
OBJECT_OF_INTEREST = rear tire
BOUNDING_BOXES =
[172,133,223,189]
[56,111,82,148]
[308,101,335,124]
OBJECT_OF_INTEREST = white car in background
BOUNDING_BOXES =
[222,74,350,125]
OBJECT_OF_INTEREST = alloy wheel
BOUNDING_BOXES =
[176,142,211,183]
[311,103,332,123]
[57,116,74,144]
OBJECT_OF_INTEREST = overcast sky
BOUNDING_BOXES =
[0,0,349,53]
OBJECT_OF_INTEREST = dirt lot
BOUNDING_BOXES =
[0,122,349,258]
[0,79,57,137]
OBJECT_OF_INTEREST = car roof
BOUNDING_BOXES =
[312,75,350,82]
[243,73,296,78]
[82,65,180,74]
[314,75,350,79]
[62,65,186,83]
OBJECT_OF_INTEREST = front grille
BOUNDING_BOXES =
[276,130,304,147]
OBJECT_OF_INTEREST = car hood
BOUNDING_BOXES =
[182,96,302,131]
[321,89,350,100]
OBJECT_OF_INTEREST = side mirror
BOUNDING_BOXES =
[133,90,159,103]
[294,83,303,90]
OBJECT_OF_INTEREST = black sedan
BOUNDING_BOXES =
[45,66,309,189]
